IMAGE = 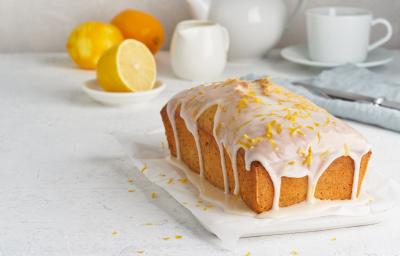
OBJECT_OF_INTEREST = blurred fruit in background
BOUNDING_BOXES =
[96,39,156,92]
[66,22,123,69]
[111,9,165,54]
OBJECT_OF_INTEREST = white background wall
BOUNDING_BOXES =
[0,0,398,52]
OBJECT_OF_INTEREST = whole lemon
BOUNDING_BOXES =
[111,9,165,54]
[66,21,123,69]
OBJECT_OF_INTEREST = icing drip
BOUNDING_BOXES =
[166,78,371,211]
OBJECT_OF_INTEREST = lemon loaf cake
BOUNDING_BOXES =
[161,78,371,213]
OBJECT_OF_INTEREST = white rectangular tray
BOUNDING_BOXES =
[115,130,398,245]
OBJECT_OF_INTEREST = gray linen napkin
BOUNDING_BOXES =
[244,64,400,132]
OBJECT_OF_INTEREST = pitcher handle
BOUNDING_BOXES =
[285,0,308,29]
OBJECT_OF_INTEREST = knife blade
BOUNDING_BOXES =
[292,81,400,111]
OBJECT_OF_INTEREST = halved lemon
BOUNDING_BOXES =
[96,39,156,92]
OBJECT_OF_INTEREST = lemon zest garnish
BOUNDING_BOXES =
[314,121,320,127]
[319,150,331,159]
[331,236,337,241]
[288,160,296,165]
[175,235,183,239]
[306,125,315,130]
[163,236,171,240]
[238,134,263,149]
[140,164,148,173]
[290,250,299,256]
[225,77,241,84]
[178,178,188,184]
[112,231,118,236]
[167,178,174,185]
[289,126,304,136]
[302,146,312,168]
[136,250,144,254]
[324,116,330,125]
[317,131,321,144]
[236,98,249,113]
[245,252,252,256]
[151,192,158,199]
[276,123,283,134]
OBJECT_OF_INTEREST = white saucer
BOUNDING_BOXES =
[82,79,166,106]
[281,44,394,68]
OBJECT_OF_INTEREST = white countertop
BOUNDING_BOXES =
[1,50,400,256]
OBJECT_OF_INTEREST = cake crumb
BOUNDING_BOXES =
[331,236,337,241]
[128,189,136,193]
[175,235,183,239]
[151,192,158,199]
[163,236,171,240]
[290,250,299,256]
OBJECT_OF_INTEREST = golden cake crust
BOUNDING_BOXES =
[161,104,371,213]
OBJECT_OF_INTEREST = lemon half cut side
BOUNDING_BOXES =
[97,39,157,92]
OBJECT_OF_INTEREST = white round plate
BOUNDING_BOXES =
[82,80,166,106]
[281,44,394,68]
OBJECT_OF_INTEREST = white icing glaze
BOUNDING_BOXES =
[165,78,371,212]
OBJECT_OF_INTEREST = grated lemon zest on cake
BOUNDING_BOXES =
[167,178,174,185]
[324,116,330,125]
[302,146,312,167]
[163,236,171,240]
[175,235,183,239]
[151,192,158,199]
[288,160,296,165]
[317,131,321,144]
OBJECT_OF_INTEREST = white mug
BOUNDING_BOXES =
[170,20,229,81]
[306,7,393,63]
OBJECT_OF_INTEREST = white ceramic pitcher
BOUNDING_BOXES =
[186,0,307,61]
[170,20,229,81]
